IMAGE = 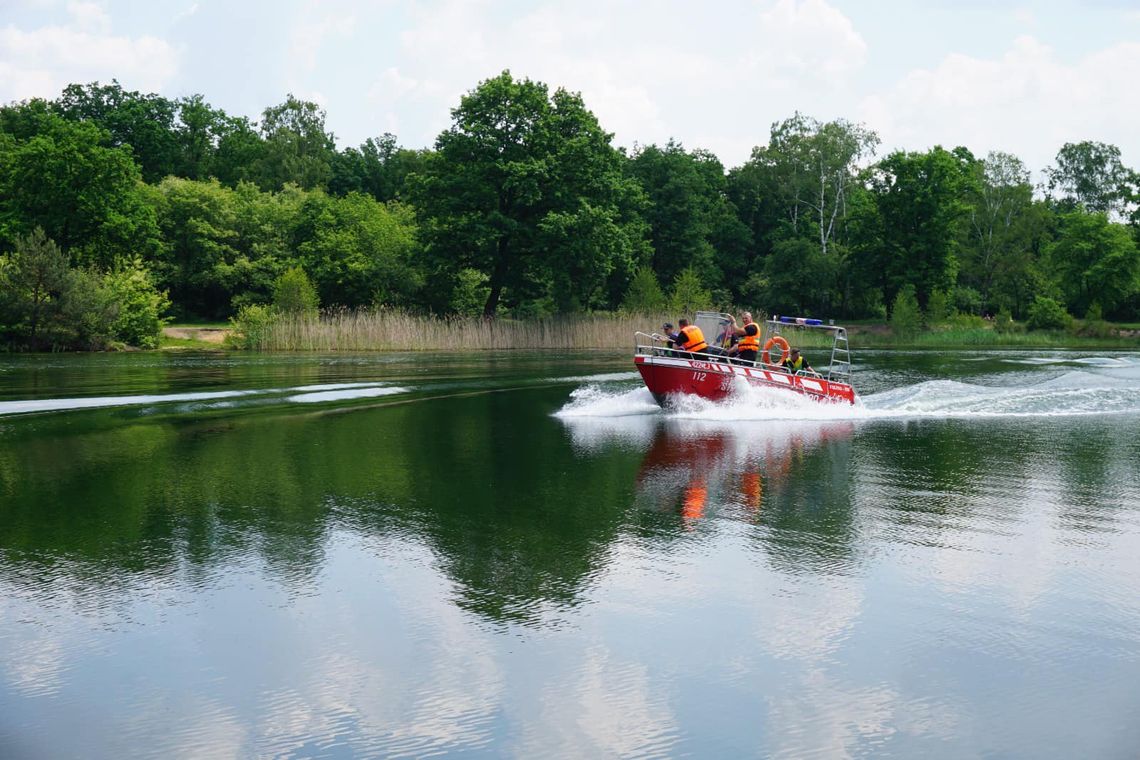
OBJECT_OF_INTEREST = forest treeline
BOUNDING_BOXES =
[1,71,1138,350]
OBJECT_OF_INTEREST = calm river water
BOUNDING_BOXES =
[1,349,1139,758]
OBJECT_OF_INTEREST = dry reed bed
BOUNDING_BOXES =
[255,311,675,351]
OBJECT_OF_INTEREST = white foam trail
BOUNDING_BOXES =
[554,369,1140,423]
[554,384,660,418]
[0,381,403,416]
[288,386,408,403]
[0,389,259,415]
[1003,355,1139,367]
[547,371,641,383]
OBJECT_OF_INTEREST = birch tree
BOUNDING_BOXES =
[748,113,879,256]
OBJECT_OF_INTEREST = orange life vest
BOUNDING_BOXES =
[737,322,760,352]
[678,325,708,353]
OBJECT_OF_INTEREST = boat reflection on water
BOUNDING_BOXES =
[560,412,854,527]
[635,420,855,526]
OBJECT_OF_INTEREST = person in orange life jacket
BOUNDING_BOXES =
[782,348,812,373]
[674,318,708,358]
[726,311,761,364]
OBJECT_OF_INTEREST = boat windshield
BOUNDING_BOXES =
[695,311,734,351]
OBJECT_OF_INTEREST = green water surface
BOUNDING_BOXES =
[1,350,1138,758]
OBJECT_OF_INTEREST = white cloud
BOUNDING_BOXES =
[357,0,867,164]
[0,7,178,101]
[289,7,355,73]
[173,2,199,23]
[66,1,110,34]
[745,0,867,84]
[859,35,1140,175]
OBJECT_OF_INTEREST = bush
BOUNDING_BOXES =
[953,286,983,315]
[945,311,986,329]
[620,266,667,312]
[451,268,491,317]
[1026,296,1071,331]
[104,263,171,349]
[272,266,319,316]
[890,285,922,337]
[924,289,949,325]
[61,268,118,349]
[227,303,278,349]
[0,230,167,350]
[993,308,1021,334]
[669,267,711,314]
[1074,302,1112,338]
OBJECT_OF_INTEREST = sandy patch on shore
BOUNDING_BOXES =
[163,327,231,344]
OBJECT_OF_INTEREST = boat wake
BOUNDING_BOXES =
[0,381,409,417]
[555,367,1140,422]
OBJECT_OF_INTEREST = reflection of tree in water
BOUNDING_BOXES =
[857,416,1138,537]
[0,388,645,627]
[377,391,641,625]
[630,421,858,571]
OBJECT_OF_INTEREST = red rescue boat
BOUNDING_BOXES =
[634,312,857,407]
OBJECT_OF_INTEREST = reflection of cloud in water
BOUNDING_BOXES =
[753,578,865,663]
[766,668,961,759]
[514,645,678,758]
[251,537,505,757]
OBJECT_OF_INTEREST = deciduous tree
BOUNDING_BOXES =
[412,71,647,316]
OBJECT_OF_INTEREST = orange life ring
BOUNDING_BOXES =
[761,335,790,366]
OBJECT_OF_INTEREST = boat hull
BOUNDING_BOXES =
[634,354,856,406]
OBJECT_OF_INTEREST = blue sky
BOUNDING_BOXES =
[3,0,1139,176]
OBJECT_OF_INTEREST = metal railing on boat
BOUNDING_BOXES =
[633,331,830,381]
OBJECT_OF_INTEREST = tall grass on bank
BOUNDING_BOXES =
[233,308,675,351]
[854,325,1140,349]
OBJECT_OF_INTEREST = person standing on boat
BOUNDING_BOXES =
[675,318,708,358]
[783,348,812,374]
[727,312,761,364]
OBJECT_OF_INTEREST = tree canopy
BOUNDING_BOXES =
[1,74,1139,349]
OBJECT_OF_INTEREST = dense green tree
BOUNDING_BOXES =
[750,114,878,255]
[620,265,668,312]
[867,146,977,308]
[174,94,235,181]
[211,116,267,187]
[1046,141,1136,218]
[0,228,71,347]
[254,95,335,191]
[55,81,181,183]
[629,141,748,291]
[1047,210,1139,318]
[411,71,648,316]
[0,112,160,268]
[668,267,712,314]
[958,152,1036,313]
[150,177,240,317]
[0,229,166,349]
[330,134,427,201]
[293,192,419,308]
[754,237,835,316]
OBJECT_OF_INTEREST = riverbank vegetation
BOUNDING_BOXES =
[2,74,1139,351]
[229,309,672,351]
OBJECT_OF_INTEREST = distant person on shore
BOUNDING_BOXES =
[727,312,761,364]
[782,348,812,374]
